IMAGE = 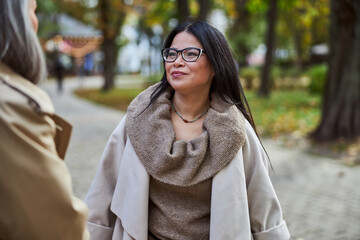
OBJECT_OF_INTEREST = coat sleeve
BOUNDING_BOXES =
[0,90,89,240]
[84,117,128,240]
[242,121,290,240]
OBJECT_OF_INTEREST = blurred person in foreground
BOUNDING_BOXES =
[85,20,290,240]
[0,0,89,239]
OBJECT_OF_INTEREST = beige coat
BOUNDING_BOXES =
[0,63,89,240]
[85,117,290,240]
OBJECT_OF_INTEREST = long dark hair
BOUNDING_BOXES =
[0,0,46,84]
[149,20,257,132]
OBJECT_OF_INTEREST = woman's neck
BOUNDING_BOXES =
[172,92,210,119]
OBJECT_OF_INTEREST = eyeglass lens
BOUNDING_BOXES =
[163,48,201,62]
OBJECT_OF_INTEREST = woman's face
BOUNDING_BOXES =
[28,0,38,32]
[165,31,215,96]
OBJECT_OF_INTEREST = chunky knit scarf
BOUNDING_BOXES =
[126,83,246,186]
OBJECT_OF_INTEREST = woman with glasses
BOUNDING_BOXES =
[0,0,89,239]
[85,20,290,240]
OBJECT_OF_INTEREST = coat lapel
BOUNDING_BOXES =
[0,64,72,160]
[210,149,253,240]
[110,140,150,240]
[51,114,72,160]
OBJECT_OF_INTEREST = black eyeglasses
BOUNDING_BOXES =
[161,47,206,62]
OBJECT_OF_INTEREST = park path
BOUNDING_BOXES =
[40,76,360,240]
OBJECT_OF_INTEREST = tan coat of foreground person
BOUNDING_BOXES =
[0,0,89,239]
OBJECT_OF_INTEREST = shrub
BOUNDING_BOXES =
[307,64,328,94]
[240,67,260,90]
[271,65,307,89]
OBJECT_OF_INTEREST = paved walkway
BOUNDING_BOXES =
[40,76,360,240]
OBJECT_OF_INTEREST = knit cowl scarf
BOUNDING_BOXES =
[126,82,246,187]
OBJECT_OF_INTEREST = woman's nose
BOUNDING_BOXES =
[173,53,185,66]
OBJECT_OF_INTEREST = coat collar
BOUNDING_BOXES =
[0,62,54,114]
[0,62,72,159]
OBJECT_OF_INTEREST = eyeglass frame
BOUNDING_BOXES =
[161,47,206,63]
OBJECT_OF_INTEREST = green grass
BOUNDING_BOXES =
[75,87,321,138]
[74,88,145,111]
[245,90,321,137]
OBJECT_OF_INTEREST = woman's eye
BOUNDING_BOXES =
[186,51,198,57]
[168,52,177,57]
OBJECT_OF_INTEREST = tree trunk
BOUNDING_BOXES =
[177,0,190,23]
[98,0,125,91]
[293,26,303,70]
[258,0,278,97]
[102,38,117,91]
[197,0,211,21]
[311,0,360,141]
[228,0,250,68]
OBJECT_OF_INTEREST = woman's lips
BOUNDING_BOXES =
[171,71,186,77]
